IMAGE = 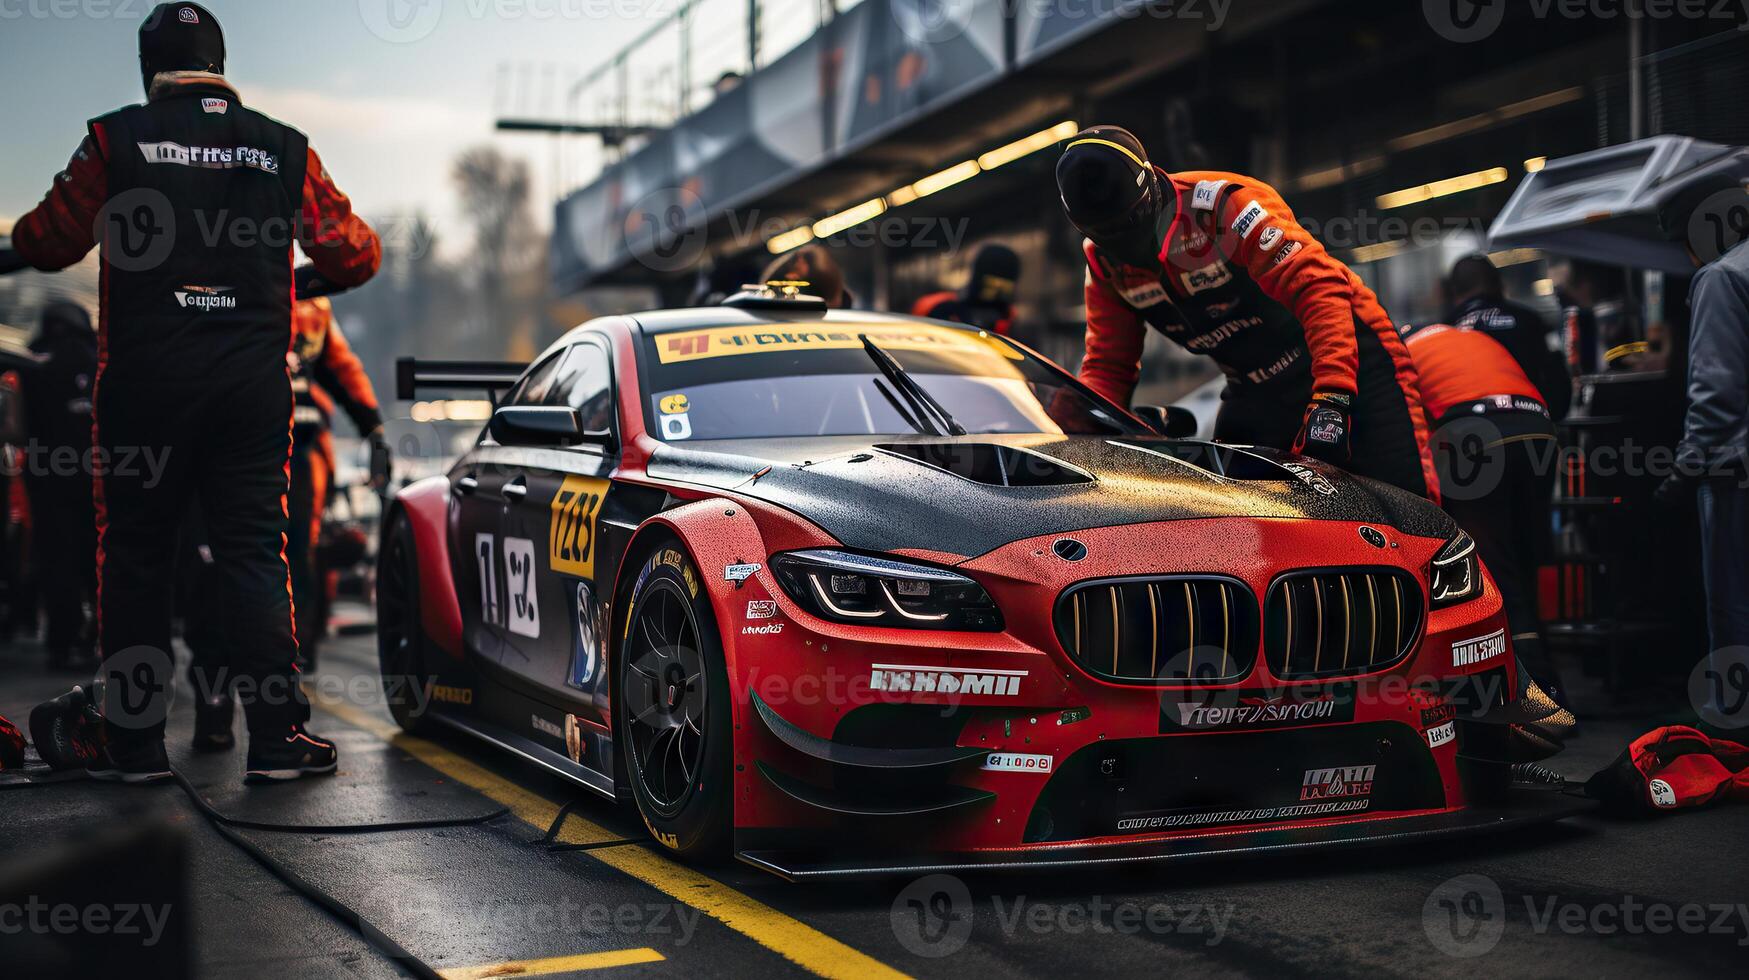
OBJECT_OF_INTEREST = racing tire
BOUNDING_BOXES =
[616,542,732,860]
[376,513,434,735]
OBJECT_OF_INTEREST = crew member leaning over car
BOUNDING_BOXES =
[8,2,380,783]
[1058,126,1439,500]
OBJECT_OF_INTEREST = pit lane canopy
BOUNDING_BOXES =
[551,0,1141,289]
[1488,135,1749,273]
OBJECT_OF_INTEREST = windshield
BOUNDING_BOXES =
[639,322,1141,441]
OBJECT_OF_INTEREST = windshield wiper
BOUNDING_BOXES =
[860,335,966,437]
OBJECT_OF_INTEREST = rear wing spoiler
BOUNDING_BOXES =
[395,357,527,401]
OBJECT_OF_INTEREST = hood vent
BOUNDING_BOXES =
[875,442,1094,487]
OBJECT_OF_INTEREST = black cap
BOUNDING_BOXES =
[140,3,225,93]
[964,244,1020,305]
[1056,126,1154,230]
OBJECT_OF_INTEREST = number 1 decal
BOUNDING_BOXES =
[475,533,500,625]
[505,537,540,638]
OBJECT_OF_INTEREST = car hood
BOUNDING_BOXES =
[645,434,1454,560]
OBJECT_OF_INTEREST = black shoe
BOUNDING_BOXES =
[244,725,338,783]
[192,695,236,753]
[89,738,173,784]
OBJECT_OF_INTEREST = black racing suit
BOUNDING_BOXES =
[10,75,380,742]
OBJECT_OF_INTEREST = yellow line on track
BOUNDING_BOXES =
[438,948,666,979]
[317,698,910,980]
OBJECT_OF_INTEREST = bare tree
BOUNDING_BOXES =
[452,146,537,335]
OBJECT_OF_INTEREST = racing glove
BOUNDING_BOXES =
[1293,391,1353,465]
[368,428,393,493]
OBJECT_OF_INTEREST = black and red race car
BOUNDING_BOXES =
[379,285,1582,880]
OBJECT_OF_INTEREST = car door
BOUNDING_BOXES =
[493,338,618,699]
[453,350,565,669]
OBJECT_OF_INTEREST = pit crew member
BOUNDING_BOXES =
[1058,126,1437,499]
[7,3,380,782]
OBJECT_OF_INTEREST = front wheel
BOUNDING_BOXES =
[616,544,732,858]
[376,513,433,734]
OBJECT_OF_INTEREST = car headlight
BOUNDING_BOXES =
[771,549,1003,631]
[1429,530,1484,608]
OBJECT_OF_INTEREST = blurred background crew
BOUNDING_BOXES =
[21,301,98,670]
[1656,177,1749,712]
[6,2,380,783]
[287,296,389,668]
[911,243,1021,334]
[761,246,853,308]
[1057,126,1438,500]
[1444,254,1573,420]
[1404,321,1566,707]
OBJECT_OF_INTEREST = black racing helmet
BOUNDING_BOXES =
[139,3,226,96]
[1056,126,1168,266]
[963,243,1020,306]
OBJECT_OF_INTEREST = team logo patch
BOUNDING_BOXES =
[1191,179,1228,211]
[1180,262,1233,295]
[746,600,777,619]
[1650,778,1678,808]
[1452,628,1507,668]
[1231,201,1269,240]
[1301,764,1376,801]
[174,284,235,311]
[1426,722,1456,748]
[178,6,199,23]
[1271,241,1303,267]
[1258,226,1284,251]
[1118,281,1169,308]
[982,753,1052,774]
[201,98,228,115]
[869,664,1026,698]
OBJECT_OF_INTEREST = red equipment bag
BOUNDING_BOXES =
[1585,725,1749,815]
[0,713,23,770]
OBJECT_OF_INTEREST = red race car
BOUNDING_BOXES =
[380,285,1582,880]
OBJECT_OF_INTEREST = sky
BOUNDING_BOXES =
[0,0,705,257]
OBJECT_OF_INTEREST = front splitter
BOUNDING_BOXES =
[736,788,1594,881]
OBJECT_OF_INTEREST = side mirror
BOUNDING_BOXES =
[1133,405,1200,438]
[490,406,578,445]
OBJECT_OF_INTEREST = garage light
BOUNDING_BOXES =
[765,225,815,254]
[1525,156,1548,173]
[1488,247,1541,266]
[978,120,1079,171]
[1349,240,1406,264]
[903,160,980,201]
[763,119,1078,254]
[1375,167,1509,210]
[812,198,887,240]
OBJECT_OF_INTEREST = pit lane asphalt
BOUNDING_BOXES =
[3,628,1747,979]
